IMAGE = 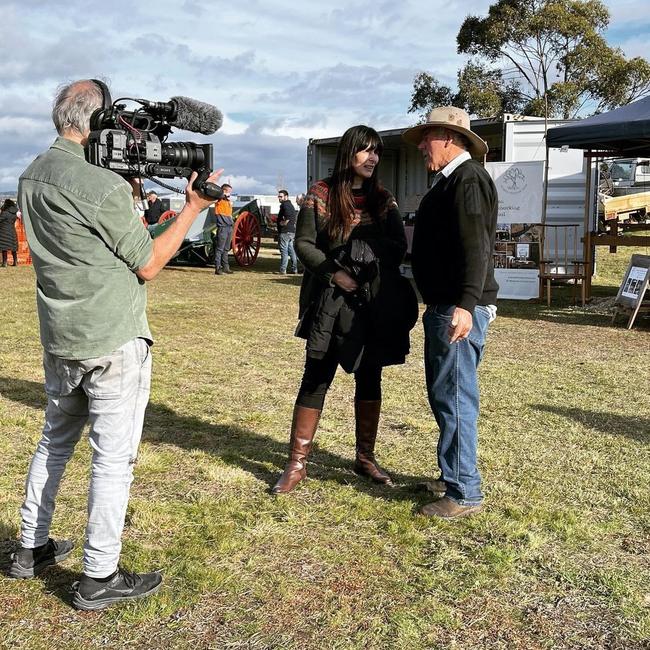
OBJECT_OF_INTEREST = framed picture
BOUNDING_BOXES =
[613,254,650,329]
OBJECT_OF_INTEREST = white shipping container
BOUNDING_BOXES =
[307,115,597,300]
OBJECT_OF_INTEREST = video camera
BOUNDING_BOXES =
[86,86,224,200]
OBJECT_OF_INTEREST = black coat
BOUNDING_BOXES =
[301,239,379,372]
[295,183,418,372]
[277,200,297,234]
[0,205,18,251]
[144,199,165,225]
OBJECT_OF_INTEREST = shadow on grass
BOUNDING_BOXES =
[165,256,285,276]
[493,284,650,329]
[533,404,649,445]
[39,566,78,606]
[0,377,431,504]
[0,525,77,607]
[267,275,303,286]
[495,299,615,328]
[0,523,20,570]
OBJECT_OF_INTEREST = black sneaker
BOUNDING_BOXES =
[72,567,163,611]
[7,538,75,578]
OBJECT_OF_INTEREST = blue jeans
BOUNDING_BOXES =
[423,304,492,505]
[279,232,297,273]
[20,338,152,577]
[214,225,233,271]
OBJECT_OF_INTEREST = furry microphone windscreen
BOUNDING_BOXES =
[170,96,224,135]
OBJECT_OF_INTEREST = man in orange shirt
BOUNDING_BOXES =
[213,183,233,274]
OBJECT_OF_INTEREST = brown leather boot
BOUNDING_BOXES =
[353,400,393,486]
[272,405,321,494]
[420,496,483,519]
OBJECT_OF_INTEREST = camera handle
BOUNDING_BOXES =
[193,168,223,200]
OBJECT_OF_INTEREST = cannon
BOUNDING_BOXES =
[149,198,269,267]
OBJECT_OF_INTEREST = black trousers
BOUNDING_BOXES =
[213,225,233,270]
[296,347,382,410]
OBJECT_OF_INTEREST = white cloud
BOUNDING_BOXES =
[219,115,249,136]
[607,1,650,27]
[0,0,645,192]
[0,116,51,134]
[225,175,277,195]
[612,35,649,59]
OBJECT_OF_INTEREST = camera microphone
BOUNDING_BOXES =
[170,97,223,135]
[138,97,223,135]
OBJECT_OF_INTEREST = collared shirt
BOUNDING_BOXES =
[430,151,472,188]
[18,137,154,359]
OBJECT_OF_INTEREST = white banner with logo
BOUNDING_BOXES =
[486,161,545,300]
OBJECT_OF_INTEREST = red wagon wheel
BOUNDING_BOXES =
[232,210,261,267]
[159,209,177,223]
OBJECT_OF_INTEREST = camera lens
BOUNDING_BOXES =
[160,142,208,169]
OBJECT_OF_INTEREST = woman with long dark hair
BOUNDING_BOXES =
[272,125,417,494]
[0,198,19,267]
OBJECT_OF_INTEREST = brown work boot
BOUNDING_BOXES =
[272,405,321,494]
[353,400,393,486]
[419,496,483,520]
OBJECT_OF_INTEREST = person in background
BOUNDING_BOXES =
[403,106,498,520]
[213,183,234,275]
[8,78,222,610]
[272,125,417,494]
[0,198,19,267]
[276,189,298,274]
[295,193,305,208]
[143,190,165,225]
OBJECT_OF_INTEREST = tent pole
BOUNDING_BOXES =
[540,140,550,300]
[583,150,593,301]
[542,142,550,225]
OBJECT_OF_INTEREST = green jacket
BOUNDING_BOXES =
[18,137,153,359]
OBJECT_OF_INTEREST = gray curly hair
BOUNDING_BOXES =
[52,79,105,136]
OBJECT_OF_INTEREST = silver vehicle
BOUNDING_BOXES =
[601,158,650,196]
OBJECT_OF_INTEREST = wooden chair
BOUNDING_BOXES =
[539,224,587,306]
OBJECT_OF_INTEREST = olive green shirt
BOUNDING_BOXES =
[18,137,154,359]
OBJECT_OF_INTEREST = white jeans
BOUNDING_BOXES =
[20,338,151,577]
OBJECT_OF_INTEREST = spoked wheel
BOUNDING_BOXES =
[159,210,177,223]
[232,211,261,267]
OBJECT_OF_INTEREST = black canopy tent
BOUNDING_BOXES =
[544,95,650,299]
[546,95,650,155]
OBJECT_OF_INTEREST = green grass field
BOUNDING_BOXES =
[0,240,648,649]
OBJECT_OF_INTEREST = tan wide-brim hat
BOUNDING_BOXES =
[402,106,488,158]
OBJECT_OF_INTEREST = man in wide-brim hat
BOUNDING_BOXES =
[404,106,498,520]
[402,106,488,158]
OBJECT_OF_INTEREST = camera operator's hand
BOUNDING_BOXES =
[333,270,358,292]
[186,169,224,212]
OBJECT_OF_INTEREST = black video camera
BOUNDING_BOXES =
[85,83,223,200]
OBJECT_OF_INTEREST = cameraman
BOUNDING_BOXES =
[8,79,222,611]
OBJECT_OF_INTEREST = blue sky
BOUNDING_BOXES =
[0,0,648,194]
